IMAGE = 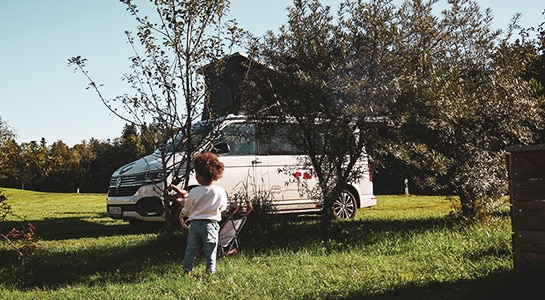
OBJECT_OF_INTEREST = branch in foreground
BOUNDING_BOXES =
[0,232,24,257]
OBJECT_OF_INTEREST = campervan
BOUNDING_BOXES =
[106,115,376,227]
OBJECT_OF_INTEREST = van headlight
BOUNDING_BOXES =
[135,170,164,184]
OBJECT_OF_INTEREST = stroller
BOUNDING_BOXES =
[218,201,253,256]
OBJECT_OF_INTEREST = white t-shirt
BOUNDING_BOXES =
[181,185,228,222]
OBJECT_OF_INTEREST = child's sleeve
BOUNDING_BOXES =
[181,194,192,216]
[220,188,228,212]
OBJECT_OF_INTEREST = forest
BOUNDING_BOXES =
[0,122,153,193]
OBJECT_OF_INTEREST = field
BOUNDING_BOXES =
[0,188,536,299]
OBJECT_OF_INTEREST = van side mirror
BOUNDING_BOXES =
[211,142,230,154]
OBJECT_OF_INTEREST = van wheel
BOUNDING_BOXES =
[179,213,189,230]
[174,207,189,230]
[169,206,185,230]
[333,190,357,220]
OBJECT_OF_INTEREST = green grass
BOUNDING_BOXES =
[0,189,532,299]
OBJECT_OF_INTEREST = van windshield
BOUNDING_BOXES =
[163,120,215,153]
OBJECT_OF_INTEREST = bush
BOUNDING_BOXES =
[0,189,43,258]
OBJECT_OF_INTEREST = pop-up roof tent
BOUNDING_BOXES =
[199,52,249,120]
[199,52,389,122]
[199,52,279,120]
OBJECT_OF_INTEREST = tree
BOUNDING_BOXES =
[335,0,545,218]
[251,0,545,222]
[17,140,52,191]
[69,0,243,234]
[246,0,376,238]
[114,124,147,167]
[47,140,76,192]
[528,9,545,141]
[0,117,20,185]
[382,0,544,217]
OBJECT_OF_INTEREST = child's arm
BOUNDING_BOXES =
[169,184,188,198]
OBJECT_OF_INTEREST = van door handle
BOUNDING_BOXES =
[252,159,262,165]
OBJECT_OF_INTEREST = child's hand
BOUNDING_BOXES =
[170,184,188,198]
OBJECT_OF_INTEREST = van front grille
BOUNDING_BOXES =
[108,175,139,197]
[108,186,141,197]
[108,173,163,197]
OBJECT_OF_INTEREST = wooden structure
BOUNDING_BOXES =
[507,145,545,273]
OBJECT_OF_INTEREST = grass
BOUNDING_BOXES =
[0,188,534,299]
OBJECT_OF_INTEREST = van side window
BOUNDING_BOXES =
[258,123,304,155]
[217,123,256,156]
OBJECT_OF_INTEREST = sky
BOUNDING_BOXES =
[1,1,544,147]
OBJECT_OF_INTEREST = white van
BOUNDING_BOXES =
[106,115,376,226]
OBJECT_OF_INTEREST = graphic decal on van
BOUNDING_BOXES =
[270,185,282,194]
[292,171,313,194]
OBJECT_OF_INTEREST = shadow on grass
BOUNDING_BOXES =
[1,211,513,297]
[0,230,187,289]
[336,271,544,300]
[1,214,184,289]
[4,213,160,241]
[238,212,467,254]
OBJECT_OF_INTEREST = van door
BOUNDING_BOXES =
[257,123,320,213]
[213,122,265,201]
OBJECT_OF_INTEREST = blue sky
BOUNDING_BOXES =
[1,1,544,147]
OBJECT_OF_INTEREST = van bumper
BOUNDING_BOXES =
[107,196,166,222]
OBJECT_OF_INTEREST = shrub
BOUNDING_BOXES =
[0,189,43,258]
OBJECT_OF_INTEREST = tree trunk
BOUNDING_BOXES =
[163,190,174,238]
[320,196,334,241]
[459,193,476,219]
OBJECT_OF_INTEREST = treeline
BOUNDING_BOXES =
[0,123,155,193]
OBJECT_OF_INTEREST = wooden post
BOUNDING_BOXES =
[507,145,545,273]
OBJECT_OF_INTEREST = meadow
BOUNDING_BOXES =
[0,188,536,299]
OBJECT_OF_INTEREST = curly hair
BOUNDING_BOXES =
[192,152,224,184]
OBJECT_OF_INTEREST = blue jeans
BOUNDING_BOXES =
[183,220,220,273]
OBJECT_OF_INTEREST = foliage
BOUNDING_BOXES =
[0,122,148,193]
[249,0,545,220]
[0,189,522,299]
[245,0,374,238]
[228,179,277,245]
[0,1,544,225]
[69,0,245,234]
[0,189,43,258]
[382,0,545,217]
[2,223,44,258]
[0,117,19,184]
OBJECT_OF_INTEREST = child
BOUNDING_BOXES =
[173,152,228,274]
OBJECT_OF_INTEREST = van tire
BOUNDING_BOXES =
[333,190,357,220]
[179,210,189,229]
[170,205,188,230]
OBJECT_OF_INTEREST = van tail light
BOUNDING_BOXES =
[368,164,373,181]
